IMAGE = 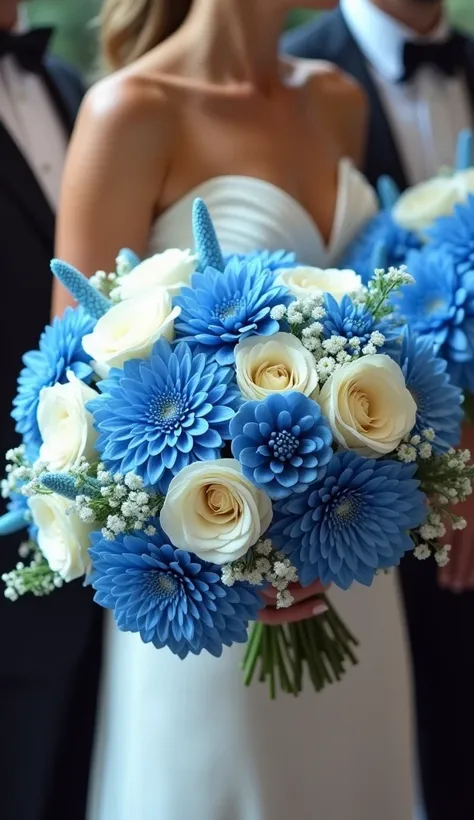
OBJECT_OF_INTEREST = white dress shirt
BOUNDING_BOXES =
[341,0,472,184]
[0,23,67,210]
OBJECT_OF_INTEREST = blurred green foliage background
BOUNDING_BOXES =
[26,1,474,79]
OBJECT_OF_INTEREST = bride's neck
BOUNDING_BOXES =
[169,0,287,92]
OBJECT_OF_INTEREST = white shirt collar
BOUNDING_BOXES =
[340,0,451,82]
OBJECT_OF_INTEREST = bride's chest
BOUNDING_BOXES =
[164,94,344,246]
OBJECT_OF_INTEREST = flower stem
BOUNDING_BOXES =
[242,595,359,697]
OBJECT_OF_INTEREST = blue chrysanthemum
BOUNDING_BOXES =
[230,392,333,500]
[89,527,262,658]
[399,329,463,452]
[174,257,293,365]
[270,451,427,590]
[428,195,474,275]
[395,248,474,391]
[89,338,240,491]
[323,294,400,356]
[340,211,421,284]
[224,250,297,272]
[12,307,95,454]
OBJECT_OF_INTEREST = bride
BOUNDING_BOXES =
[55,1,414,817]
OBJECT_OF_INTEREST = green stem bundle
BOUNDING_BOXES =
[241,594,359,698]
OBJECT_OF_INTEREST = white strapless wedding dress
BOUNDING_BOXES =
[87,162,414,820]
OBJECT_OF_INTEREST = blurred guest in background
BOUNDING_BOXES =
[284,2,474,818]
[0,2,102,819]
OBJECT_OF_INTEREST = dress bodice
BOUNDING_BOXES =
[147,158,378,265]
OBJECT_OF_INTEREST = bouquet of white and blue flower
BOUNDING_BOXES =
[1,199,473,698]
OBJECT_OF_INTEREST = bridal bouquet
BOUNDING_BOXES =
[1,199,473,698]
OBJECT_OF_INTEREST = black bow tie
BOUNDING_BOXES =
[401,34,464,83]
[0,27,53,73]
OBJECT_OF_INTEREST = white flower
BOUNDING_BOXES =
[37,372,98,472]
[278,266,362,302]
[28,494,93,582]
[393,169,474,235]
[113,249,197,300]
[160,459,273,565]
[82,286,180,378]
[235,332,319,401]
[319,354,416,457]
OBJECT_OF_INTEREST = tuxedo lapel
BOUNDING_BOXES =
[41,64,75,136]
[0,120,54,245]
[461,36,474,118]
[327,10,409,191]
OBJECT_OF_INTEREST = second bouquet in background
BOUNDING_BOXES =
[1,199,472,698]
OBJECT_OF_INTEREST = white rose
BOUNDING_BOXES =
[82,286,180,378]
[277,266,362,302]
[38,372,98,472]
[235,332,319,400]
[114,249,197,300]
[319,354,416,457]
[160,459,273,565]
[453,168,474,199]
[28,494,93,582]
[393,176,465,235]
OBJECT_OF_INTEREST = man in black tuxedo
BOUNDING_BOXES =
[284,2,474,818]
[0,2,102,819]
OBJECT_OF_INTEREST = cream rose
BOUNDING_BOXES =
[235,332,319,400]
[28,494,93,582]
[277,266,362,302]
[393,169,474,235]
[38,372,98,472]
[82,286,180,378]
[114,249,197,300]
[319,354,416,457]
[160,459,273,565]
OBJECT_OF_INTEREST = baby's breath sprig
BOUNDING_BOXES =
[363,266,414,322]
[2,544,63,601]
[73,465,164,540]
[221,538,298,608]
[89,250,136,300]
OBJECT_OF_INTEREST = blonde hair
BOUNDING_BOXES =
[101,0,193,71]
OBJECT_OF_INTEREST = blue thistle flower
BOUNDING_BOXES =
[12,307,95,453]
[340,211,421,284]
[50,259,110,319]
[117,248,140,272]
[395,248,474,391]
[428,195,474,275]
[174,256,293,365]
[0,506,28,536]
[399,329,463,452]
[89,527,262,658]
[224,249,297,272]
[455,128,473,171]
[230,392,333,500]
[270,451,427,590]
[89,338,240,491]
[322,294,400,356]
[192,198,225,273]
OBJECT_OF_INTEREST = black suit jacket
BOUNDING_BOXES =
[0,58,99,678]
[283,8,474,191]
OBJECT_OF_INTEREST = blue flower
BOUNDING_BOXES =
[270,451,427,590]
[399,329,463,452]
[395,248,474,390]
[5,492,37,540]
[230,392,333,500]
[12,307,95,454]
[428,195,474,275]
[174,257,293,365]
[89,338,240,492]
[89,527,262,658]
[224,250,297,272]
[340,211,421,284]
[323,294,400,356]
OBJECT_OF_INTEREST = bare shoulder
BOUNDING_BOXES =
[285,57,367,163]
[74,67,177,166]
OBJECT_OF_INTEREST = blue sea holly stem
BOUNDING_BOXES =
[51,259,110,320]
[377,175,400,211]
[455,129,474,172]
[192,198,225,273]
